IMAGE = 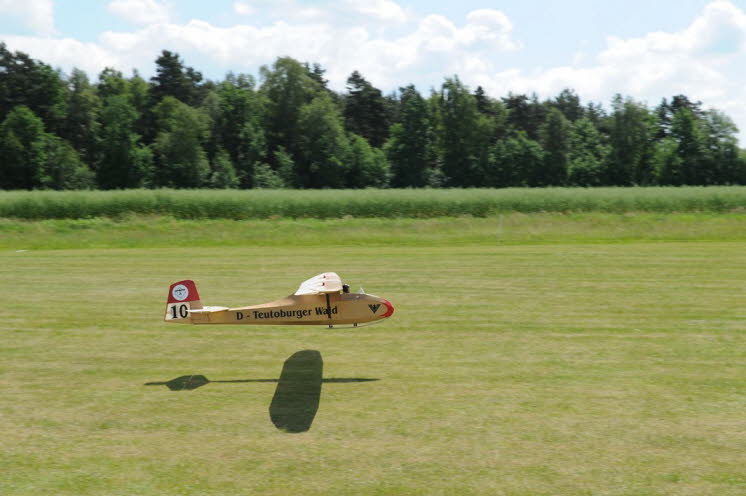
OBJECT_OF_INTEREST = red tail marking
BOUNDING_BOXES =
[167,280,200,303]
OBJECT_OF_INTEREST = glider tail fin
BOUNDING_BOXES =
[164,280,203,323]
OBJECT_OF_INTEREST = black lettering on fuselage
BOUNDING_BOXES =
[251,308,313,320]
[236,312,244,320]
[314,306,338,316]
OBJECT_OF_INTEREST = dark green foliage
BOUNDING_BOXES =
[568,118,608,186]
[502,93,547,140]
[487,131,544,187]
[347,134,389,188]
[61,68,101,168]
[97,68,130,100]
[304,62,330,92]
[152,96,210,187]
[252,162,286,189]
[385,85,432,187]
[474,86,490,115]
[208,148,239,188]
[149,50,204,106]
[0,48,744,191]
[702,110,744,184]
[0,105,47,189]
[213,75,266,188]
[436,77,494,187]
[343,71,389,148]
[97,96,152,189]
[260,57,323,165]
[606,95,657,185]
[0,105,93,190]
[295,93,350,188]
[0,43,66,135]
[551,88,584,122]
[585,102,606,129]
[274,147,297,188]
[539,108,572,186]
[652,137,681,185]
[41,135,95,190]
[669,108,707,185]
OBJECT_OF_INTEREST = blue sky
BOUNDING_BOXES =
[2,1,746,139]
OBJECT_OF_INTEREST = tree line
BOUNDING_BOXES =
[1,43,745,190]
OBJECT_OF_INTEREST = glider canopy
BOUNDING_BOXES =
[294,272,344,295]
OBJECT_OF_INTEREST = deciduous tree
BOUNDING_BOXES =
[0,105,47,189]
[295,93,350,188]
[152,96,210,187]
[97,95,152,189]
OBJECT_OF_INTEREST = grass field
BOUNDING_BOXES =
[1,215,745,495]
[2,187,746,219]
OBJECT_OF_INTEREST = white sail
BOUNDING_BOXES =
[294,272,343,295]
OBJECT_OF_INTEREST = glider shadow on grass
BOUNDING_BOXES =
[145,350,378,433]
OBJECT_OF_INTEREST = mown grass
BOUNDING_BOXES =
[1,241,745,495]
[1,212,746,250]
[1,187,746,219]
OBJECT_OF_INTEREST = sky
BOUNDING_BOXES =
[2,0,746,140]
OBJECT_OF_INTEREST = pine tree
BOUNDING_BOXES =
[502,92,547,140]
[670,108,707,185]
[61,68,101,169]
[384,85,432,187]
[436,77,494,186]
[551,88,584,122]
[149,50,203,106]
[606,95,656,185]
[538,108,572,186]
[343,71,389,148]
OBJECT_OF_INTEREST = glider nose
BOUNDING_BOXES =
[382,299,394,318]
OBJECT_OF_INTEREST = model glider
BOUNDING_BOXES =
[164,272,394,327]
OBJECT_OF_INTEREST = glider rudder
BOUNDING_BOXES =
[164,280,202,322]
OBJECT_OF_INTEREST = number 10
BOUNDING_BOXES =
[171,304,189,319]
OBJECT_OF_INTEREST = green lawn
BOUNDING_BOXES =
[1,217,745,495]
[2,212,746,250]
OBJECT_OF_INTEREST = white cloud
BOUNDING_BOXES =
[108,0,171,26]
[1,35,119,77]
[233,1,253,16]
[342,0,408,24]
[470,0,746,139]
[4,7,516,91]
[0,0,55,35]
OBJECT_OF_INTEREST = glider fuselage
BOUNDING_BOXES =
[167,292,393,326]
